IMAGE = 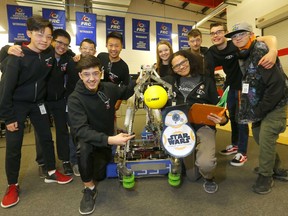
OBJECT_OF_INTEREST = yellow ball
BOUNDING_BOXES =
[144,85,168,109]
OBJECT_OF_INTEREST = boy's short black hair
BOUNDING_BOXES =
[76,55,102,72]
[26,15,53,33]
[79,38,96,48]
[53,29,71,43]
[210,21,228,32]
[106,31,123,44]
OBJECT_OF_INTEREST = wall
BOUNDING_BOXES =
[0,0,215,74]
[226,0,288,36]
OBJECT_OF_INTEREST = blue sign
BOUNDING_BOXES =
[178,24,192,50]
[106,16,125,48]
[42,8,66,30]
[156,22,172,46]
[132,19,150,51]
[75,12,97,46]
[6,4,33,43]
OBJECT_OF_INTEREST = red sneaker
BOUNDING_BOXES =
[1,184,20,208]
[44,170,73,184]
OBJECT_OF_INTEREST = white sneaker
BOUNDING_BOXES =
[230,153,248,167]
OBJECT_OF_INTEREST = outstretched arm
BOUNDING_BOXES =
[108,133,135,145]
[257,35,278,69]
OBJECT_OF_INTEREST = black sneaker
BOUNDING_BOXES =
[63,162,73,176]
[203,178,218,194]
[273,169,288,181]
[38,164,48,178]
[79,188,98,215]
[254,167,288,181]
[252,174,274,195]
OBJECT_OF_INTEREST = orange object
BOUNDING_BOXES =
[188,103,226,126]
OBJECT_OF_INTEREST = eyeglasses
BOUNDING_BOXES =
[33,32,53,40]
[54,39,70,48]
[80,47,96,52]
[172,58,189,71]
[231,32,249,40]
[81,71,102,78]
[210,30,225,37]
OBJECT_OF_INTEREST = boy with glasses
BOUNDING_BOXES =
[205,22,278,167]
[67,55,136,215]
[2,29,76,177]
[35,29,75,177]
[225,22,288,194]
[0,15,72,209]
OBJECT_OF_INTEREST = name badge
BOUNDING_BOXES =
[242,83,249,94]
[38,103,47,115]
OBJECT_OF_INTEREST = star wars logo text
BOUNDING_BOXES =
[167,133,190,145]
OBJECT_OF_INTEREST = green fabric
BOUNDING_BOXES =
[217,86,230,108]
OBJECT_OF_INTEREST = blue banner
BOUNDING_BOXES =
[106,16,125,48]
[6,5,32,43]
[132,19,150,51]
[178,24,192,50]
[156,22,172,46]
[42,8,66,30]
[75,12,97,46]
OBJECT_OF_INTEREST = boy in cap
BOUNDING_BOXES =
[225,21,288,194]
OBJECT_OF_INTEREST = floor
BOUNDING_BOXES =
[0,125,287,216]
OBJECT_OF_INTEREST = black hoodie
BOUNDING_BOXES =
[68,80,135,147]
[0,46,54,124]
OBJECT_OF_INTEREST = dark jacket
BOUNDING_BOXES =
[67,80,135,147]
[46,53,75,101]
[237,41,288,123]
[0,46,54,124]
[205,40,243,90]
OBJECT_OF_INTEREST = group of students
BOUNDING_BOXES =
[0,14,287,215]
[156,21,288,196]
[0,14,133,215]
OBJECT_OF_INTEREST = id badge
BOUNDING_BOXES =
[242,83,249,94]
[38,103,47,115]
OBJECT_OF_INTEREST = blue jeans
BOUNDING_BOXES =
[227,89,249,154]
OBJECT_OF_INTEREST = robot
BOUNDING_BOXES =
[114,65,196,188]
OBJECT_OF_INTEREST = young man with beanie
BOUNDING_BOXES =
[225,21,288,194]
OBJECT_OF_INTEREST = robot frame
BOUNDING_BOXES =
[107,65,198,189]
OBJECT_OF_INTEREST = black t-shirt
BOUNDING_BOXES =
[158,64,172,77]
[205,40,242,90]
[97,52,130,85]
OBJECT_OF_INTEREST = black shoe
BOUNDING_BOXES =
[254,167,288,181]
[79,188,98,215]
[38,164,48,178]
[63,162,73,176]
[272,169,288,181]
[252,174,274,195]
